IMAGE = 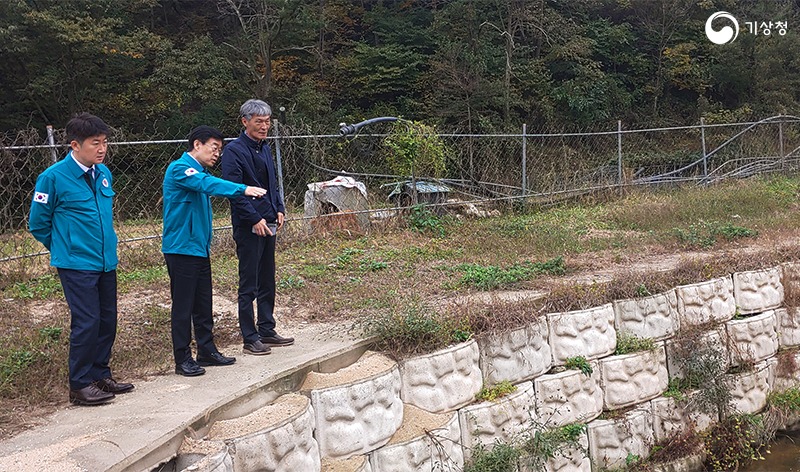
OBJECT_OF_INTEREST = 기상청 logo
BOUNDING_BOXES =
[706,11,739,44]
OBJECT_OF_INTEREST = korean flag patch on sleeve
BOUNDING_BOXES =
[184,168,199,176]
[34,192,49,204]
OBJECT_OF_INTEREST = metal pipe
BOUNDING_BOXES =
[46,125,58,163]
[338,117,399,136]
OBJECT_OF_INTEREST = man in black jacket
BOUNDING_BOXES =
[221,99,294,355]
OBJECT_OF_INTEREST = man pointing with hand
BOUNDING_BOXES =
[162,125,267,377]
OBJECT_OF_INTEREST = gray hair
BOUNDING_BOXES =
[240,99,272,120]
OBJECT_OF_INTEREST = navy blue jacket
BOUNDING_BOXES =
[221,131,285,227]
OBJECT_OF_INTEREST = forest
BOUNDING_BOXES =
[1,0,799,137]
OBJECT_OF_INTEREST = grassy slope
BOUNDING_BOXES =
[2,175,800,437]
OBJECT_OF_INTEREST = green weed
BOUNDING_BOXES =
[408,204,446,236]
[564,356,593,376]
[7,274,61,300]
[464,441,520,472]
[663,378,688,402]
[673,221,757,248]
[703,414,767,471]
[0,349,36,394]
[457,256,565,290]
[615,331,656,355]
[334,247,364,268]
[277,275,306,290]
[38,327,63,344]
[359,259,388,272]
[522,423,586,469]
[476,381,517,402]
[356,303,473,357]
[768,387,800,413]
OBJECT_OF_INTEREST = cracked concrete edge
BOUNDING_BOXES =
[109,336,377,472]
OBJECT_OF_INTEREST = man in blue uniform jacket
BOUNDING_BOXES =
[162,126,267,376]
[29,113,134,405]
[221,99,294,356]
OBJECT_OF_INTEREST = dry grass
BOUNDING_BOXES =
[2,175,800,437]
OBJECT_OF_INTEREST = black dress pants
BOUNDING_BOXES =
[232,225,277,344]
[164,253,218,364]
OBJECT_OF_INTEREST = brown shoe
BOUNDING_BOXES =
[69,384,115,406]
[95,377,134,394]
[260,333,295,347]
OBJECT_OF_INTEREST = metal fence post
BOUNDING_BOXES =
[522,123,527,198]
[617,120,623,188]
[779,117,785,170]
[46,125,58,163]
[273,120,285,201]
[700,117,707,178]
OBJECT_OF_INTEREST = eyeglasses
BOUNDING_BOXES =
[205,142,222,155]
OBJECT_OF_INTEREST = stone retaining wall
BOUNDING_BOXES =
[175,263,800,472]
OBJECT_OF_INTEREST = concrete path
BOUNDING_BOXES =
[0,322,371,472]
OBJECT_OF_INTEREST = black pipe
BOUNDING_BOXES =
[338,116,399,136]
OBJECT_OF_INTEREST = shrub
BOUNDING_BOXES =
[408,204,446,236]
[464,441,520,472]
[356,303,472,357]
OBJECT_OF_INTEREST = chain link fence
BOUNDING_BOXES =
[2,115,799,281]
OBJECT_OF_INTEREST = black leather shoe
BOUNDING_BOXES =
[69,384,115,406]
[243,340,272,355]
[94,377,134,394]
[197,352,236,366]
[175,359,206,377]
[260,333,295,347]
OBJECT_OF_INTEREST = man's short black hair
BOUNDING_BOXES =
[66,113,110,143]
[187,125,225,151]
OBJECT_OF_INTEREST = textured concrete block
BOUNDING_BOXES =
[587,407,653,471]
[547,304,616,365]
[651,394,715,442]
[544,431,590,472]
[400,340,482,413]
[310,364,403,459]
[478,320,551,385]
[665,327,729,381]
[777,308,800,348]
[535,364,603,427]
[675,277,735,327]
[733,267,784,314]
[773,351,800,392]
[321,456,371,472]
[725,311,778,366]
[729,360,772,414]
[599,346,669,410]
[459,382,536,451]
[369,409,462,472]
[613,290,679,341]
[177,445,233,472]
[206,394,320,472]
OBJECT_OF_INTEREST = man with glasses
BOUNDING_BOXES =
[221,99,294,356]
[162,125,267,376]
